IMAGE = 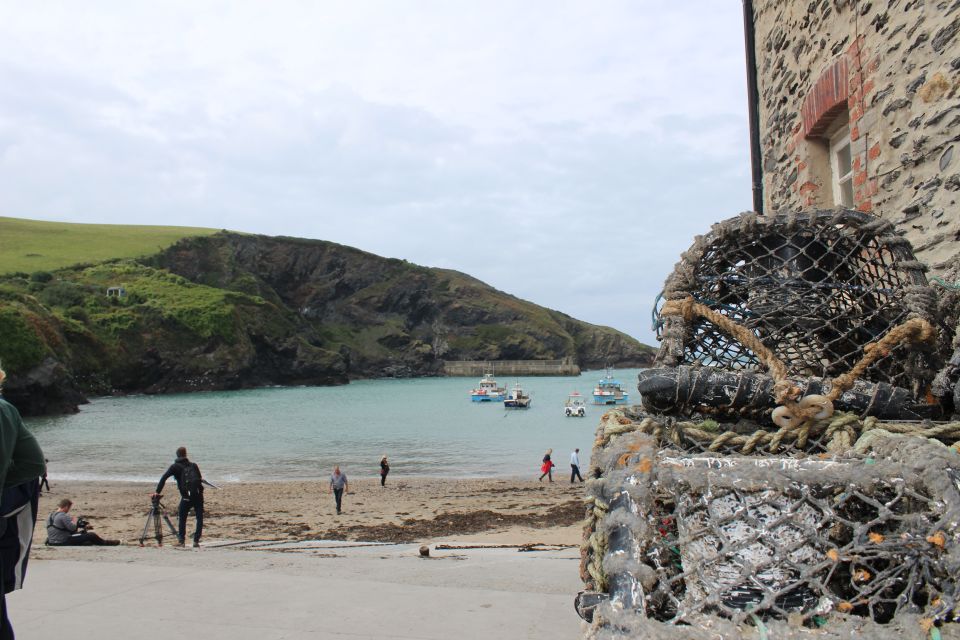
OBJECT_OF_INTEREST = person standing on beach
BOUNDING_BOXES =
[330,465,348,514]
[379,455,390,487]
[39,459,50,493]
[0,364,46,640]
[538,449,555,483]
[153,446,204,548]
[570,448,584,483]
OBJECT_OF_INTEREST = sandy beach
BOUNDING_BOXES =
[13,477,589,639]
[32,476,586,550]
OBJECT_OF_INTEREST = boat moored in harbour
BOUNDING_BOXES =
[504,382,532,409]
[564,392,586,417]
[592,370,629,405]
[470,373,506,402]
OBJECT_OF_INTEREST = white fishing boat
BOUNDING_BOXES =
[504,382,531,409]
[564,391,586,417]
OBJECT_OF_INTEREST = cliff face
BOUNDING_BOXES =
[154,234,654,374]
[0,232,653,415]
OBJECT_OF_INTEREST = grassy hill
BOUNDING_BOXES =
[0,220,654,415]
[0,216,219,274]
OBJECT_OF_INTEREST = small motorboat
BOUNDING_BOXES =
[504,382,532,409]
[470,372,506,402]
[564,392,586,417]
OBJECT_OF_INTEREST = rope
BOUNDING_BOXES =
[660,296,938,432]
[659,297,791,391]
[827,318,937,402]
[931,276,960,290]
[598,411,960,456]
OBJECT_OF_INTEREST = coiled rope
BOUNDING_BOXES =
[659,296,938,434]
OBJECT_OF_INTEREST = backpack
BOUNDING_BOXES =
[180,462,202,496]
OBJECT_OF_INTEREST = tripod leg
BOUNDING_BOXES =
[139,507,155,546]
[154,508,163,546]
[162,510,178,539]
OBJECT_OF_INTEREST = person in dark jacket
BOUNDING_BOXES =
[152,447,204,548]
[0,364,46,640]
[379,455,390,487]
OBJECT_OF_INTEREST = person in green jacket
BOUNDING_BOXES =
[0,364,46,640]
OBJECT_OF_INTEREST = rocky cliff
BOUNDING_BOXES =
[0,232,654,415]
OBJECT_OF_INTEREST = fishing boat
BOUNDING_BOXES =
[564,392,586,417]
[504,382,532,409]
[470,373,506,402]
[592,370,629,405]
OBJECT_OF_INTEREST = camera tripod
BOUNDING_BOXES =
[139,495,179,547]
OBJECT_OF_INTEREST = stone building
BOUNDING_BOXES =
[745,0,960,270]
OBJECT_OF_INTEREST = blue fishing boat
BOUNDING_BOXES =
[470,373,506,402]
[592,370,629,405]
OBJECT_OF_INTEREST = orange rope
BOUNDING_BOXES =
[660,296,938,429]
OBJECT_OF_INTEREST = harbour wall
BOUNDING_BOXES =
[442,359,580,377]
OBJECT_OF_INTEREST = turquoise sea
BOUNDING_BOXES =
[24,370,642,483]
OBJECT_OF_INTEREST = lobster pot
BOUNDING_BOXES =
[654,210,939,402]
[579,414,960,639]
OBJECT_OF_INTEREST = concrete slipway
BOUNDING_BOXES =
[8,540,584,640]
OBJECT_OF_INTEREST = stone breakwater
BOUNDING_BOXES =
[442,359,581,376]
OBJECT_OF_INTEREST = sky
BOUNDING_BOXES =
[0,1,752,345]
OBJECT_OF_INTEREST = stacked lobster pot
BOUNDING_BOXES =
[578,210,960,639]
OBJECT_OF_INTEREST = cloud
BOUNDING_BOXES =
[0,1,752,343]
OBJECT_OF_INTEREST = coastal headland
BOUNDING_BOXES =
[0,217,654,416]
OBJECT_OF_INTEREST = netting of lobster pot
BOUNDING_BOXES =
[652,210,938,396]
[579,417,960,640]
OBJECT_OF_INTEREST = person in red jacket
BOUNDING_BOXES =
[538,448,555,482]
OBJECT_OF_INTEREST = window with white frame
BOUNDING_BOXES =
[830,125,854,207]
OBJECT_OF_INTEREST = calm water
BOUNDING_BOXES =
[24,370,642,483]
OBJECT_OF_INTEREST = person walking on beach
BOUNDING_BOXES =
[379,455,390,487]
[45,498,120,546]
[153,446,204,548]
[330,465,348,514]
[0,364,47,640]
[39,459,50,493]
[539,449,555,482]
[570,448,584,483]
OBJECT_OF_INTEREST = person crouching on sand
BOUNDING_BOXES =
[45,498,120,546]
[330,465,348,514]
[539,449,555,482]
[380,455,390,487]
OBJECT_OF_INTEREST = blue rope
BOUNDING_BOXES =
[749,614,768,640]
[931,276,960,290]
[651,290,665,334]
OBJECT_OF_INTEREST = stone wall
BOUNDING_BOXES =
[442,359,580,376]
[752,0,960,270]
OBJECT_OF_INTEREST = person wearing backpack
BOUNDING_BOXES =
[153,446,204,548]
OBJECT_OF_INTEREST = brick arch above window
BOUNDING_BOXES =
[802,58,849,138]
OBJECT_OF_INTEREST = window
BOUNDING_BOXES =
[830,125,854,207]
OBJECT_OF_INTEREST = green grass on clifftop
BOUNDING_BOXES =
[0,216,220,275]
